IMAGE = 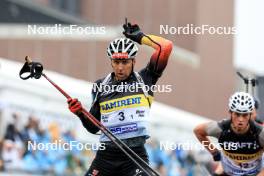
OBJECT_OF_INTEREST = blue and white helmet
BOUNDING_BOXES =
[229,92,255,113]
[107,38,138,59]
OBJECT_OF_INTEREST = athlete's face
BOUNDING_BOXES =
[230,111,251,133]
[111,59,135,81]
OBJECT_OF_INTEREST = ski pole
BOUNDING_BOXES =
[19,56,160,176]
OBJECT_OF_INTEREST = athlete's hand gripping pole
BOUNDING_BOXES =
[19,56,160,176]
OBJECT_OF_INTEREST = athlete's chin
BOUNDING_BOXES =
[236,126,247,131]
[236,128,243,132]
[117,74,128,80]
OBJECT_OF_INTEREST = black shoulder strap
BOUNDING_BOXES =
[218,119,231,131]
[249,120,262,135]
[90,73,112,108]
[134,72,151,107]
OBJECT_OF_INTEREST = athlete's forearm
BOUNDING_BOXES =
[141,35,173,75]
[196,135,218,155]
[194,124,219,155]
[78,112,100,134]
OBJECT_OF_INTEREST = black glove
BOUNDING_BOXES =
[212,151,221,161]
[123,22,144,44]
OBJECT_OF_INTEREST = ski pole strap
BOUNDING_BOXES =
[19,61,43,80]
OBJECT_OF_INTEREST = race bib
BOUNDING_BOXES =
[101,106,149,127]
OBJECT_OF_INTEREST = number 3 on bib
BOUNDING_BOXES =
[118,112,125,121]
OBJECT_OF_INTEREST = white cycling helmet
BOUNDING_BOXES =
[228,92,255,113]
[107,38,138,59]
